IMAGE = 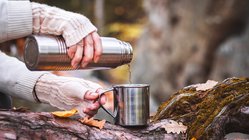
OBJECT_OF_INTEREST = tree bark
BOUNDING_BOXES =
[0,110,183,140]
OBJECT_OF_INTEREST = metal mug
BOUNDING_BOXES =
[99,84,150,126]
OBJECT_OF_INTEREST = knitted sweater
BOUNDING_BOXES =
[0,0,96,102]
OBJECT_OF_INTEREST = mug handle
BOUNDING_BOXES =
[98,88,118,119]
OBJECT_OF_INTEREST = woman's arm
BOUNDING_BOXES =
[0,0,46,102]
[0,1,104,116]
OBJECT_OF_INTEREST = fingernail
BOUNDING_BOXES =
[90,92,98,97]
[96,88,103,93]
[73,64,79,69]
[81,62,88,68]
[72,62,77,68]
[81,62,85,68]
[71,62,75,67]
[101,96,106,104]
[91,104,99,110]
[94,56,99,63]
[90,105,96,110]
[73,65,76,69]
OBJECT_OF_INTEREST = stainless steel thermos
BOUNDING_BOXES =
[24,35,133,71]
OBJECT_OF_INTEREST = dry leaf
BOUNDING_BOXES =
[161,120,187,134]
[191,137,197,140]
[51,109,106,129]
[196,80,218,91]
[51,108,78,118]
[190,80,218,91]
[79,117,106,129]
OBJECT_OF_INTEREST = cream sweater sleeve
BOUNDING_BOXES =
[0,0,47,102]
[0,51,48,102]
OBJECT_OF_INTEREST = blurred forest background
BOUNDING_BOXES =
[2,0,249,115]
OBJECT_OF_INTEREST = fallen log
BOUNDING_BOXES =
[1,77,249,139]
[0,110,185,140]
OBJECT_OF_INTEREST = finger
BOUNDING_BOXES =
[96,88,105,93]
[89,101,100,110]
[71,41,84,68]
[92,32,102,63]
[67,45,76,59]
[100,95,106,105]
[82,35,94,67]
[96,88,106,105]
[84,108,98,116]
[84,91,99,100]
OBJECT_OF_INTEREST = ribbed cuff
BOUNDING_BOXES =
[14,72,48,102]
[64,21,97,46]
[7,0,32,40]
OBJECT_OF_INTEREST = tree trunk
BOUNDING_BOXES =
[94,0,104,34]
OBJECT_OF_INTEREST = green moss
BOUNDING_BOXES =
[152,77,249,139]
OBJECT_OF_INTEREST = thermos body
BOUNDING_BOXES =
[24,35,133,71]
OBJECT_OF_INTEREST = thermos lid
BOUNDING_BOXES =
[24,35,39,70]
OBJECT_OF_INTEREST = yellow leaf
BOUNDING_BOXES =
[51,108,78,118]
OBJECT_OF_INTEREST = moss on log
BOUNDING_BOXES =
[153,77,249,139]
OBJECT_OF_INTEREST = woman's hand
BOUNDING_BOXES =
[67,31,102,69]
[83,89,106,116]
[35,74,106,117]
[31,2,103,69]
